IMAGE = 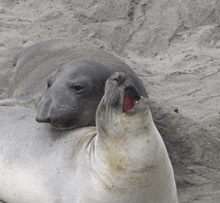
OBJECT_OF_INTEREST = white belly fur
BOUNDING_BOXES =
[0,106,178,203]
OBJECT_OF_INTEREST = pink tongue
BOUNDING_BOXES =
[123,94,136,112]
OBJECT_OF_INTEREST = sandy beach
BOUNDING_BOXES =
[0,1,220,202]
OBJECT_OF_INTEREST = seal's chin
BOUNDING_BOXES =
[49,123,77,131]
[123,87,141,112]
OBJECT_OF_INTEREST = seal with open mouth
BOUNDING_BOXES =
[0,72,177,203]
[0,39,147,130]
[35,59,147,130]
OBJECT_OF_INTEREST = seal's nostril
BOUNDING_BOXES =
[36,116,51,123]
[111,72,126,84]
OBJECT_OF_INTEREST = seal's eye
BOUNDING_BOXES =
[73,86,82,91]
[70,85,85,94]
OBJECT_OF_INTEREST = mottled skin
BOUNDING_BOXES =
[0,73,178,203]
[36,60,147,130]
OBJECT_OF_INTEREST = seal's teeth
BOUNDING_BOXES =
[135,101,139,104]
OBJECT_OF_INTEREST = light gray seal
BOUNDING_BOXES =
[0,72,178,203]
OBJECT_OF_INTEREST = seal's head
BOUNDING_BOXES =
[96,72,150,137]
[36,60,113,130]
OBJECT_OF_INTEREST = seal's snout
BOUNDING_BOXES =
[36,97,52,124]
[110,72,126,85]
[107,72,142,112]
[36,116,51,123]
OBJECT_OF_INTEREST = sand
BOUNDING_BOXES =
[0,1,220,202]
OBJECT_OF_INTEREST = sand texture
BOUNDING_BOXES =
[0,0,220,202]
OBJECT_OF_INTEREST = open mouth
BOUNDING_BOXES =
[123,87,141,112]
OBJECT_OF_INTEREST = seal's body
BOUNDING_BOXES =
[0,73,178,203]
[5,39,147,104]
[0,39,147,130]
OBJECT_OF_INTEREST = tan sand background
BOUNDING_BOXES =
[0,0,220,202]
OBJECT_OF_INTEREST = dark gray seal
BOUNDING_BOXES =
[0,72,178,203]
[3,39,146,106]
[36,60,147,130]
[0,39,147,130]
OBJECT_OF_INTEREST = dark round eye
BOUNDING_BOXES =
[70,85,85,94]
[47,79,52,88]
[73,85,82,91]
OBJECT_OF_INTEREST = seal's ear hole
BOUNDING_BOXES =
[47,79,52,89]
[47,68,62,89]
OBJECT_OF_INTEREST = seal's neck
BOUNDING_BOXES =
[93,108,164,183]
[97,106,156,142]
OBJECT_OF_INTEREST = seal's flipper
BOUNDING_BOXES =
[0,98,17,106]
[0,96,41,110]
